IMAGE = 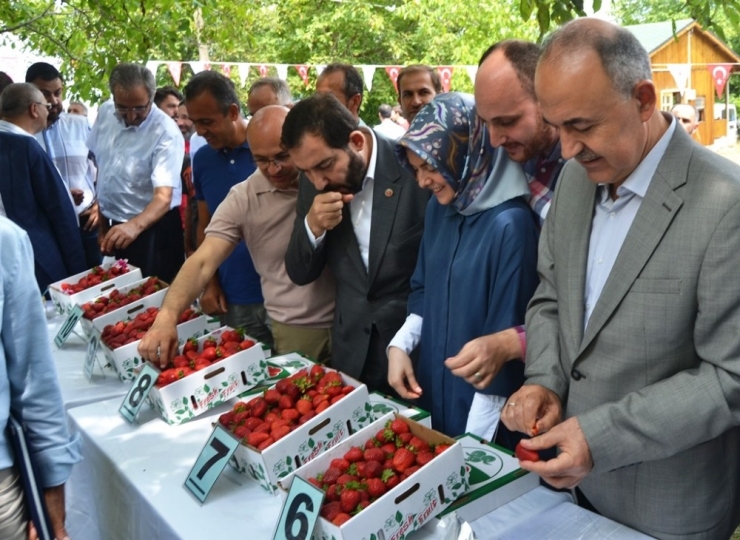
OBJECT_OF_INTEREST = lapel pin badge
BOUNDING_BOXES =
[384,188,394,197]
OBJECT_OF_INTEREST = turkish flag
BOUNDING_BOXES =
[437,66,454,92]
[707,64,733,97]
[385,66,403,92]
[295,65,310,87]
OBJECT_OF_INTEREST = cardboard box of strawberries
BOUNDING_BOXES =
[279,412,468,540]
[224,364,375,494]
[146,327,268,425]
[49,260,142,314]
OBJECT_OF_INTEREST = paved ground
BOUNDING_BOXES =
[709,139,740,165]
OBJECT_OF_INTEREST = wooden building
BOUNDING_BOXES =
[626,19,740,145]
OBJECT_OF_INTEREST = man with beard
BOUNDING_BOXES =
[140,106,334,365]
[26,62,100,267]
[396,64,441,123]
[283,93,428,393]
[154,86,182,119]
[440,41,565,429]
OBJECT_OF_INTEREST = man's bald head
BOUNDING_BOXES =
[0,82,49,134]
[671,103,698,134]
[247,105,297,190]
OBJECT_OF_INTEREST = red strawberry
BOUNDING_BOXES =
[182,338,198,354]
[362,461,383,479]
[315,401,330,414]
[281,408,299,422]
[332,513,352,526]
[244,417,262,431]
[398,432,413,445]
[326,483,340,501]
[364,448,386,463]
[341,385,355,395]
[202,337,218,349]
[330,458,351,473]
[402,465,420,479]
[340,490,361,513]
[321,501,342,521]
[257,437,275,451]
[200,347,220,362]
[389,418,410,435]
[272,425,291,441]
[391,448,416,473]
[385,474,400,489]
[250,398,267,418]
[434,444,451,456]
[239,339,256,350]
[409,436,430,453]
[296,398,313,416]
[515,441,540,462]
[381,442,397,457]
[366,477,387,498]
[233,425,250,440]
[309,364,325,380]
[247,432,270,447]
[416,451,434,466]
[322,467,342,485]
[344,447,364,463]
[218,412,235,428]
[364,438,380,450]
[232,411,250,425]
[299,412,316,424]
[278,395,295,410]
[193,358,211,371]
[336,474,358,486]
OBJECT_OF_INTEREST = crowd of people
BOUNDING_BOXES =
[1,17,740,540]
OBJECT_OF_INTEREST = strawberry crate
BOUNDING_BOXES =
[236,352,317,397]
[279,412,468,540]
[146,327,268,425]
[79,278,168,339]
[226,368,374,494]
[97,311,211,382]
[367,391,431,428]
[48,260,141,315]
[429,433,538,526]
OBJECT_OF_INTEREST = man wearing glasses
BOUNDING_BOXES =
[139,105,335,365]
[88,63,185,283]
[0,83,86,291]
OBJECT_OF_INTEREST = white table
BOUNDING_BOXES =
[47,307,128,410]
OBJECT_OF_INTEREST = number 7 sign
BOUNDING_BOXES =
[184,425,240,503]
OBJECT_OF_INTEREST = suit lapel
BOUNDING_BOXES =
[577,130,689,356]
[367,137,402,287]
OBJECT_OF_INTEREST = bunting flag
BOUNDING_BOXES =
[361,65,377,92]
[189,61,208,74]
[666,64,690,95]
[465,65,478,86]
[295,65,310,87]
[258,64,270,77]
[145,61,161,75]
[276,64,288,81]
[237,64,250,87]
[221,63,232,77]
[166,62,182,86]
[385,66,402,91]
[437,66,454,92]
[315,64,327,78]
[707,63,733,97]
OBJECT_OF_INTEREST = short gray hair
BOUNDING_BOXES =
[0,82,44,118]
[108,63,156,99]
[248,77,292,106]
[541,20,652,99]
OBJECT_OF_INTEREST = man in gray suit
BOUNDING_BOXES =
[283,93,428,394]
[502,19,740,539]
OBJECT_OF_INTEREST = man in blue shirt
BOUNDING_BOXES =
[184,72,272,346]
[0,216,82,540]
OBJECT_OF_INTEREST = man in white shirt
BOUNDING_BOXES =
[88,63,185,283]
[283,93,428,394]
[373,104,405,141]
[26,62,101,267]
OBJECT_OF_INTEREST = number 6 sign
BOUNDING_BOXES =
[273,476,325,540]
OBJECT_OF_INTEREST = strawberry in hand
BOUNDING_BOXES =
[515,440,540,462]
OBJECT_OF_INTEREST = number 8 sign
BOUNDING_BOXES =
[119,363,159,423]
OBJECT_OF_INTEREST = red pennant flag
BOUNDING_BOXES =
[166,62,182,86]
[385,66,403,92]
[437,66,454,93]
[258,64,269,77]
[204,62,211,72]
[222,64,231,77]
[295,65,310,87]
[707,64,733,97]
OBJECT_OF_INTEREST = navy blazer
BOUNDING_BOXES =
[0,132,86,291]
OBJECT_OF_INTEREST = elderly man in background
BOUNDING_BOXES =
[247,77,292,115]
[0,83,85,291]
[88,63,185,283]
[140,105,334,365]
[315,63,365,123]
[671,103,702,143]
[26,62,101,268]
[67,101,87,117]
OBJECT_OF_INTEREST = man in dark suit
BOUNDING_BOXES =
[0,83,86,292]
[283,93,428,393]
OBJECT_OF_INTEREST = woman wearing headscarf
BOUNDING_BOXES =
[387,92,539,441]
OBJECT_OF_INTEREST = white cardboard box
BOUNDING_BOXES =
[79,278,168,338]
[431,433,539,525]
[147,327,268,425]
[280,412,468,540]
[236,352,318,398]
[98,314,211,382]
[229,370,373,494]
[48,261,142,315]
[367,392,432,428]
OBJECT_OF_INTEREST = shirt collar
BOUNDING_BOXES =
[362,127,379,190]
[0,120,34,137]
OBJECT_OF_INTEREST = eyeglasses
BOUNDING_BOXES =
[114,100,151,115]
[34,102,52,110]
[254,153,291,168]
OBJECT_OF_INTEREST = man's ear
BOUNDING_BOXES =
[348,130,365,152]
[634,80,657,122]
[348,94,362,117]
[228,102,241,121]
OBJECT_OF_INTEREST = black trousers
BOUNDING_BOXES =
[110,207,184,284]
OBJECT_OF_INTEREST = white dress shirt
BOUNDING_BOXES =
[87,101,184,222]
[584,118,676,329]
[305,128,379,270]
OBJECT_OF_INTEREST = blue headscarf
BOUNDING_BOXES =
[396,92,529,216]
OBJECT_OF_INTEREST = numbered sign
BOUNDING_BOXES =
[273,476,325,540]
[184,425,240,503]
[54,305,84,347]
[83,333,100,380]
[119,363,159,423]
